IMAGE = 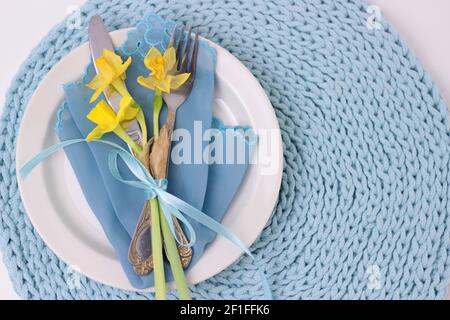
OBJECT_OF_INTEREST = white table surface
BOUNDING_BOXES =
[0,0,449,300]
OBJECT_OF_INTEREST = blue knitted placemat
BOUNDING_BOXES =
[1,0,450,299]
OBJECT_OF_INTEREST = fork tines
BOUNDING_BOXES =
[169,25,199,77]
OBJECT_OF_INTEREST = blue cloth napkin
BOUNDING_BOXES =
[55,13,255,289]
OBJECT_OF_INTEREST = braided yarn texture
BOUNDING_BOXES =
[1,0,450,299]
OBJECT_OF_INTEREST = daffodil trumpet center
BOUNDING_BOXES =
[149,56,166,81]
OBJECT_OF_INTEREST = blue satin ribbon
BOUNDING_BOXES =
[20,138,273,299]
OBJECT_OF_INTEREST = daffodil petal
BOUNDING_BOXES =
[86,100,118,130]
[118,96,139,122]
[86,126,106,141]
[112,79,130,98]
[86,74,102,90]
[163,47,176,72]
[157,76,172,93]
[144,47,162,70]
[95,57,115,81]
[86,50,132,102]
[103,49,123,70]
[117,56,132,81]
[89,90,101,104]
[137,75,157,91]
[169,73,190,90]
[87,76,110,103]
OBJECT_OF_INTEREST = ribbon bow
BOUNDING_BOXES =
[20,138,273,299]
[107,147,198,247]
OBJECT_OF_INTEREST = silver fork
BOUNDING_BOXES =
[128,26,199,275]
[151,25,199,260]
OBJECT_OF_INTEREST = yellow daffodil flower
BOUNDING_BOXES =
[137,47,190,94]
[86,98,142,154]
[86,49,132,103]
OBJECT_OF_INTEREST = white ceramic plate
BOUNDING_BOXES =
[16,29,283,291]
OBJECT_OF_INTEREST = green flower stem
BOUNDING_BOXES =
[150,198,166,300]
[152,92,191,300]
[153,92,163,138]
[159,203,191,300]
[112,79,148,149]
[136,108,147,144]
[149,91,167,300]
[112,79,131,98]
[114,125,142,155]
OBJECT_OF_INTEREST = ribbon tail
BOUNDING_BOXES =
[107,149,156,192]
[20,139,87,178]
[159,191,273,300]
[158,199,196,247]
[20,138,133,179]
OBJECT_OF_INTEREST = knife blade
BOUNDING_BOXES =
[88,15,142,145]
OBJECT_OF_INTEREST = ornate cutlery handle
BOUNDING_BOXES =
[149,111,193,267]
[128,201,153,275]
[128,111,192,275]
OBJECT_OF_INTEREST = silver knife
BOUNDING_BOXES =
[89,16,153,274]
[88,15,142,146]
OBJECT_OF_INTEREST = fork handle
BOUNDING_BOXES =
[149,110,193,267]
